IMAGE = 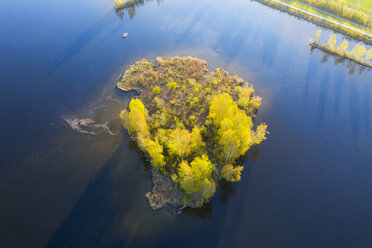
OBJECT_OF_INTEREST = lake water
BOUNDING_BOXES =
[1,0,372,247]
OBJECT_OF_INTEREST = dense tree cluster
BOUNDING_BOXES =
[118,57,267,206]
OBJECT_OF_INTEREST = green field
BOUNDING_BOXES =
[287,0,372,29]
[346,0,372,13]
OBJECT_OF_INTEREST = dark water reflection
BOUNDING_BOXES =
[1,0,372,247]
[315,48,370,75]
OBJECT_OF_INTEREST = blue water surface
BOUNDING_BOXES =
[0,0,371,247]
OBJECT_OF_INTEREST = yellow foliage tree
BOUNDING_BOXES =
[129,100,150,148]
[221,164,244,182]
[114,0,124,9]
[315,30,321,39]
[120,99,150,149]
[366,49,372,61]
[252,123,268,145]
[208,92,235,125]
[129,98,148,116]
[208,93,261,162]
[237,84,255,110]
[144,139,166,171]
[167,127,205,158]
[152,86,161,95]
[154,128,170,145]
[190,126,205,151]
[219,129,241,162]
[178,155,215,200]
[339,40,348,52]
[358,45,367,60]
[328,34,337,48]
[121,99,166,169]
[168,81,177,90]
[350,44,366,59]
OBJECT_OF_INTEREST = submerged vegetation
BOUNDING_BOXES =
[118,57,268,209]
[310,30,372,68]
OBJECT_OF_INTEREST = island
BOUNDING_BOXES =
[118,57,268,209]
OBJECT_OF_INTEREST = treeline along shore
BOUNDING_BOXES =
[252,0,372,45]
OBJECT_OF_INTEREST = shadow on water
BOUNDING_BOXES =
[180,147,259,219]
[261,33,279,66]
[127,138,152,173]
[312,47,371,75]
[47,12,113,75]
[46,129,253,247]
[45,131,236,247]
[348,82,361,146]
[176,146,259,219]
[362,83,371,132]
[304,51,318,103]
[316,70,329,125]
[45,132,155,248]
[182,203,212,219]
[333,73,344,116]
[321,53,330,63]
[218,180,237,204]
[247,144,261,162]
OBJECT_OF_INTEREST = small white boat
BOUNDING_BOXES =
[122,32,128,38]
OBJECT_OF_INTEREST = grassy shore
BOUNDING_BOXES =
[291,0,372,28]
[253,0,372,45]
